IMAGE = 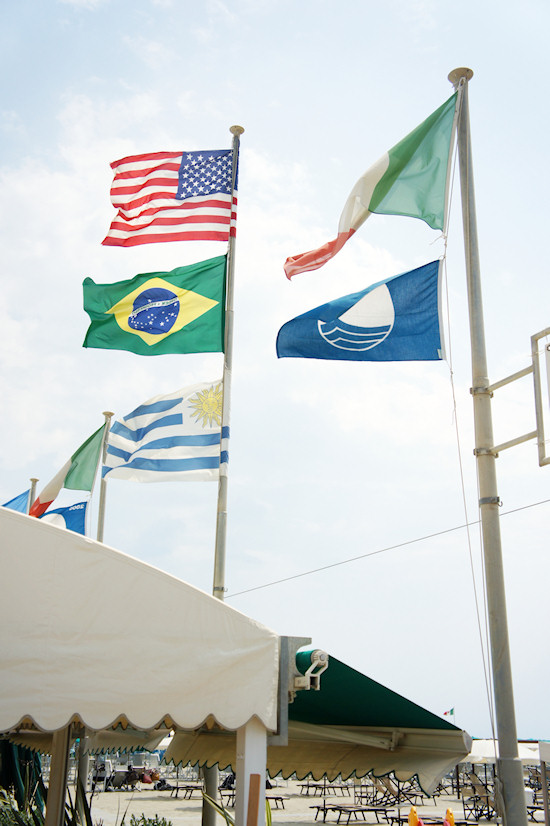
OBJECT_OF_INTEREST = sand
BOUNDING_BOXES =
[85,777,467,826]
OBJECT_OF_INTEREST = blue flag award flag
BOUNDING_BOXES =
[276,260,443,362]
[2,490,30,513]
[39,501,88,535]
[103,380,228,483]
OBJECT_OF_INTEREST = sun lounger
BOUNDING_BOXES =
[266,794,286,809]
[310,802,391,823]
[462,773,497,821]
[169,782,203,799]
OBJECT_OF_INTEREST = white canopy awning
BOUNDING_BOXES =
[464,739,540,765]
[164,721,471,794]
[1,507,471,796]
[0,507,279,735]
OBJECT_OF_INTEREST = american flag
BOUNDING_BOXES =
[102,149,238,247]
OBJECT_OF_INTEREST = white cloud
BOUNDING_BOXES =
[57,0,109,9]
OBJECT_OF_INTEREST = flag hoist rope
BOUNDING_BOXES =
[448,67,528,826]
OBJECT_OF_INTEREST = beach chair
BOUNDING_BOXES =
[369,777,397,805]
[462,773,497,820]
[379,775,424,806]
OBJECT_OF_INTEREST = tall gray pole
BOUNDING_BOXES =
[28,478,38,514]
[212,124,243,602]
[202,125,244,826]
[96,411,114,542]
[449,67,528,826]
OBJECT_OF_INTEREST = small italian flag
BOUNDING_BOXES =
[443,708,455,716]
[284,91,458,279]
[29,425,106,518]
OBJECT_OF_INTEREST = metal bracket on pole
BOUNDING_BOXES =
[469,327,550,465]
[479,497,501,506]
[470,384,493,398]
[473,447,496,457]
[268,636,309,746]
[531,326,550,466]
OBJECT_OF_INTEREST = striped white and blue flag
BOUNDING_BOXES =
[103,380,227,482]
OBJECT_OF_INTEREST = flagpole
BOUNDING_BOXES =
[212,125,243,603]
[448,67,528,826]
[28,478,38,514]
[96,411,114,542]
[202,125,243,825]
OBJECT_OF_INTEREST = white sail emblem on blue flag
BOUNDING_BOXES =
[277,260,443,362]
[103,380,227,482]
[318,282,395,350]
[40,502,88,535]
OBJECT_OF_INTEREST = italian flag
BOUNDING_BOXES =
[29,425,106,518]
[284,92,458,279]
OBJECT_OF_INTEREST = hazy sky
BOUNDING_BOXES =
[2,0,549,741]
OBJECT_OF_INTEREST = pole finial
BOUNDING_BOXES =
[230,125,244,136]
[448,67,473,88]
[102,411,114,418]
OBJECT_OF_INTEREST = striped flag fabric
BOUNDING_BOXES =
[29,425,106,517]
[103,381,228,482]
[102,149,238,247]
[284,93,457,278]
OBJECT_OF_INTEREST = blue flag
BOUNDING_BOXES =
[3,490,30,513]
[39,501,88,535]
[276,260,443,362]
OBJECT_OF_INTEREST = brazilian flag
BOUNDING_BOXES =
[83,255,226,356]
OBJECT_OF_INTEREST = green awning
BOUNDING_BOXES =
[165,650,471,793]
[292,650,456,731]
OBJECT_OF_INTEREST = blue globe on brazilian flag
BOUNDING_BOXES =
[83,255,226,355]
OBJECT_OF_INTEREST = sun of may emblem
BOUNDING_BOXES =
[188,382,223,428]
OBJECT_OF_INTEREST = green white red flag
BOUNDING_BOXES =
[29,425,106,517]
[284,92,458,279]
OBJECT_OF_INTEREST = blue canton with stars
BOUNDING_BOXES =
[176,149,235,200]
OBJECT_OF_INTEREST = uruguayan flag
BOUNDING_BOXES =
[276,260,443,362]
[40,501,88,535]
[103,380,227,482]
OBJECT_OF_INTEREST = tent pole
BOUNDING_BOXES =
[235,719,267,826]
[45,725,71,826]
[448,66,527,826]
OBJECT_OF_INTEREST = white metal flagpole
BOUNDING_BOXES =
[212,124,243,603]
[202,125,243,826]
[96,410,114,542]
[448,67,528,826]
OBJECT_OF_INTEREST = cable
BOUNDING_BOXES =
[225,496,550,599]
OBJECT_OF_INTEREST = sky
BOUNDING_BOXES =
[1,0,550,744]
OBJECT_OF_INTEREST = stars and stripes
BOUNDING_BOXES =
[102,149,238,247]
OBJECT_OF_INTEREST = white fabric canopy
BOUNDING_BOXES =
[465,739,540,764]
[0,507,279,734]
[165,722,471,794]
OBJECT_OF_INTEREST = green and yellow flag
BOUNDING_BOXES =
[83,255,226,356]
